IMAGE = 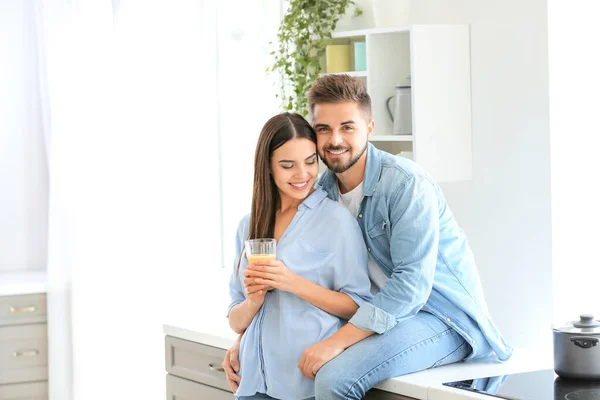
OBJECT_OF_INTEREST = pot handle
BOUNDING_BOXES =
[570,336,599,349]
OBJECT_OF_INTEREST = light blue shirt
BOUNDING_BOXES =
[228,188,373,400]
[318,143,513,362]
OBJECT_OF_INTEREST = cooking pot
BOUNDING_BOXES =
[553,314,600,380]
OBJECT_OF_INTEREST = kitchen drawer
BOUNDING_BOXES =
[165,336,230,392]
[0,324,48,385]
[166,374,232,400]
[0,381,48,400]
[0,295,47,327]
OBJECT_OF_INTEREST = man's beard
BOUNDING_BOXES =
[321,141,368,174]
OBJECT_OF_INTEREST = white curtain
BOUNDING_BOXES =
[0,0,48,273]
[34,0,281,399]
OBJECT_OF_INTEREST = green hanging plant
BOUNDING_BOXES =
[268,0,362,118]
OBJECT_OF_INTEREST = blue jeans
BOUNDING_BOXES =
[314,311,472,400]
[237,394,314,400]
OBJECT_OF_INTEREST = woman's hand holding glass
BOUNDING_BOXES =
[244,280,267,306]
[243,238,278,302]
[243,259,300,294]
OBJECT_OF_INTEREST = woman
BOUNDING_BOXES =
[228,113,372,400]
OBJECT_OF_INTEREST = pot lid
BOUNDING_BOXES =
[554,314,600,334]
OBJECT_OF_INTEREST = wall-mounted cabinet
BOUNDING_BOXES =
[321,25,472,182]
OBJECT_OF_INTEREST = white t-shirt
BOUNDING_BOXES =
[338,183,388,295]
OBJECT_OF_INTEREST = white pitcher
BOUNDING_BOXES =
[385,84,412,135]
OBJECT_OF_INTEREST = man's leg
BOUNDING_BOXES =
[314,311,471,400]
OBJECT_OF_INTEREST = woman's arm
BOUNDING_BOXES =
[228,284,267,334]
[245,262,358,320]
[228,299,262,334]
[228,215,267,334]
[293,276,358,320]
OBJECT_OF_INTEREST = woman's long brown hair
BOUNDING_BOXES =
[237,113,317,271]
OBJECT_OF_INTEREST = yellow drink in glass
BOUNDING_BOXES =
[245,239,276,264]
[246,254,276,264]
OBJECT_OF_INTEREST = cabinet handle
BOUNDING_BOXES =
[208,363,225,373]
[10,306,36,313]
[12,349,39,357]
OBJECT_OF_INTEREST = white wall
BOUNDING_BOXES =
[410,0,553,352]
[0,0,48,272]
[548,1,600,323]
[218,0,283,270]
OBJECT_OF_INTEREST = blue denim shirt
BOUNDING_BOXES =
[317,143,513,361]
[228,188,373,399]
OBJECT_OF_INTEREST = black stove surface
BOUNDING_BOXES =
[442,369,600,400]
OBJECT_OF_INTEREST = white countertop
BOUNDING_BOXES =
[164,302,553,400]
[0,270,48,296]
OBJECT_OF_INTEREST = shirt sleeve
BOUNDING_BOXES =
[227,216,249,317]
[333,215,373,310]
[349,176,439,333]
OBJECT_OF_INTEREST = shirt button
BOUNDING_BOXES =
[359,214,363,218]
[446,318,451,322]
[368,248,371,252]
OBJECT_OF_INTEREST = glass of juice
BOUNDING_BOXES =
[245,238,276,264]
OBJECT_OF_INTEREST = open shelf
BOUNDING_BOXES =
[332,26,411,39]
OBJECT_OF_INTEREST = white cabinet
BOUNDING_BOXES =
[323,25,472,182]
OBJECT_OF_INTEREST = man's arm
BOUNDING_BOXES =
[298,323,373,379]
[298,176,440,379]
[328,322,375,348]
[348,175,440,334]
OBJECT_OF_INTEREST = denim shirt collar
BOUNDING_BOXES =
[319,142,382,198]
[300,187,328,210]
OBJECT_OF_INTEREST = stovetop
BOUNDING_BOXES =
[443,369,600,400]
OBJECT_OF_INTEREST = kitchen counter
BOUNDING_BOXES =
[0,270,47,296]
[164,302,553,400]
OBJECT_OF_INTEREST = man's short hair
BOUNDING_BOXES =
[307,74,372,121]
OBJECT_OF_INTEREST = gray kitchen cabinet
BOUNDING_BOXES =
[166,374,232,400]
[164,335,416,399]
[0,294,47,327]
[165,336,231,392]
[0,381,48,400]
[0,324,48,385]
[0,294,48,399]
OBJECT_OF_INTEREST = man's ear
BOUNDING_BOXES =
[367,119,375,138]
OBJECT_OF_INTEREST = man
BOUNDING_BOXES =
[223,74,512,399]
